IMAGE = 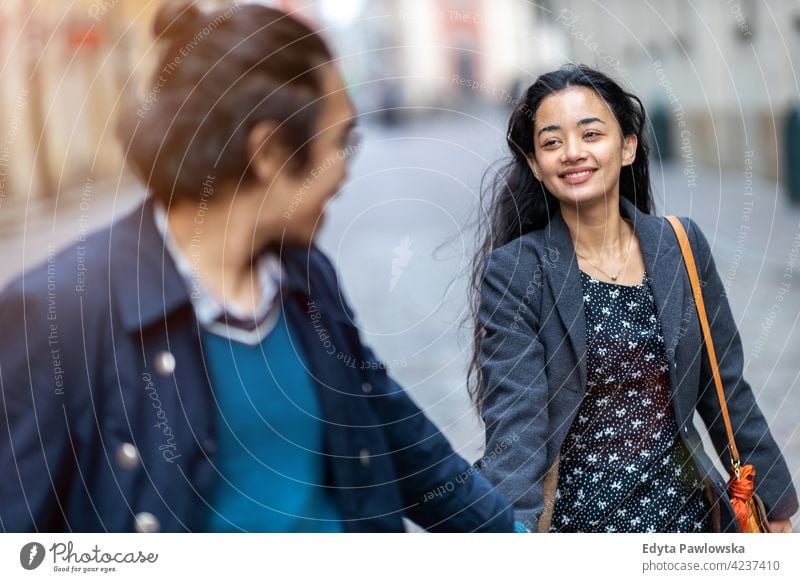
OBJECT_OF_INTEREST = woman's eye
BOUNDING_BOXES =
[584,131,600,140]
[543,139,559,147]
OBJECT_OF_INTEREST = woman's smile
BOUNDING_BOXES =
[560,166,598,185]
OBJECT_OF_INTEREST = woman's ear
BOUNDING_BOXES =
[247,120,285,183]
[526,155,542,182]
[621,134,638,167]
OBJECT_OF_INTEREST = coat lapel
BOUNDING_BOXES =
[626,199,686,381]
[541,209,587,390]
[542,197,686,397]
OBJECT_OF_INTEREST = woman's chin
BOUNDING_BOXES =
[554,188,609,207]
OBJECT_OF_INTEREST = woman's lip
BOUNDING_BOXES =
[560,168,597,185]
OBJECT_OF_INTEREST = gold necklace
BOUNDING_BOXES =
[574,220,633,281]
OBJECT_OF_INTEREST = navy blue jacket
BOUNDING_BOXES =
[0,199,513,533]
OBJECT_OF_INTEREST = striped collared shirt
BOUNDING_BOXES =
[153,202,283,345]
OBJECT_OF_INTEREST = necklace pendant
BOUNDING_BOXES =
[611,275,618,281]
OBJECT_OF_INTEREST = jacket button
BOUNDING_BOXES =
[202,438,218,455]
[361,382,373,394]
[134,512,160,533]
[359,448,371,467]
[154,351,176,376]
[116,443,140,470]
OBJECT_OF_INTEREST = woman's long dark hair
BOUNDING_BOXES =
[467,64,655,410]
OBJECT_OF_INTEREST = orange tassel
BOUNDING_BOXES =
[728,464,761,533]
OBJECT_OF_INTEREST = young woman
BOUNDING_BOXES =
[0,1,513,533]
[470,64,797,533]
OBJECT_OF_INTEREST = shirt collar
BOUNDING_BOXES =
[152,201,283,339]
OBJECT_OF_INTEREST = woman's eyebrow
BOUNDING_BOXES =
[536,117,607,137]
[537,124,560,137]
[577,117,607,127]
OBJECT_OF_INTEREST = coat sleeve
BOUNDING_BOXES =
[0,280,73,532]
[311,250,514,532]
[476,245,552,531]
[687,218,799,520]
[362,356,515,532]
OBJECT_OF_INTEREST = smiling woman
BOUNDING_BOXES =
[469,64,798,534]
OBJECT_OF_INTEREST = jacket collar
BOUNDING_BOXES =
[112,198,313,332]
[542,196,686,393]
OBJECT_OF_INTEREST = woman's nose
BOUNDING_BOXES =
[561,138,586,162]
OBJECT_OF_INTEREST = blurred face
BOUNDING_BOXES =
[528,86,637,207]
[271,66,358,245]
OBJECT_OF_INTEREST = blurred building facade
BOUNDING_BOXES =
[0,0,230,204]
[1,0,798,205]
[548,0,800,181]
[264,0,556,113]
[2,0,135,202]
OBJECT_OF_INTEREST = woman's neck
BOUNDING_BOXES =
[559,196,632,261]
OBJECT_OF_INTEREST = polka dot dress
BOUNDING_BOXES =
[549,269,712,533]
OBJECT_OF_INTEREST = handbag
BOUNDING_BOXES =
[666,216,770,533]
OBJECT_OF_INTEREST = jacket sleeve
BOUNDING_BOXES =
[0,281,73,532]
[687,218,799,520]
[363,355,514,532]
[476,245,552,531]
[311,250,514,532]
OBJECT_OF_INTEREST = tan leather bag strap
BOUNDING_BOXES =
[665,216,741,465]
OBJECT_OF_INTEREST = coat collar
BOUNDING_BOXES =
[541,196,685,393]
[111,198,313,332]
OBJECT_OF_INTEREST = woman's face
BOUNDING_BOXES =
[267,66,357,246]
[528,86,637,208]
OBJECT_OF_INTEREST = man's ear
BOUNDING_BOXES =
[527,155,542,182]
[247,120,286,182]
[621,134,637,167]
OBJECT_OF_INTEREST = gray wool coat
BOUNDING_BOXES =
[477,195,798,532]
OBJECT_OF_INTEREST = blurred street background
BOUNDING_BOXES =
[1,0,799,525]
